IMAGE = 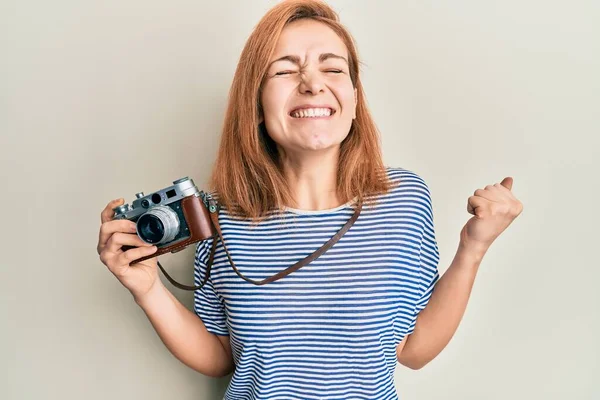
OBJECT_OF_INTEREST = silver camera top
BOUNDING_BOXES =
[113,177,201,221]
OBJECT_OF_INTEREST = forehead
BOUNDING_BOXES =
[272,19,348,60]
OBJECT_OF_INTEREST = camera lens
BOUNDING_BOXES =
[136,206,180,245]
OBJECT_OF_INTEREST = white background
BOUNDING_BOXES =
[2,0,598,399]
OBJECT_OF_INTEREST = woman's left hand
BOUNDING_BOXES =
[460,177,524,255]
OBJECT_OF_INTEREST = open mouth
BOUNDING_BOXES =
[289,107,336,118]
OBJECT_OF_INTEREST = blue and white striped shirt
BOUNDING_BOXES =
[193,167,440,400]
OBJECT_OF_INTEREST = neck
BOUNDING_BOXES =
[280,148,342,211]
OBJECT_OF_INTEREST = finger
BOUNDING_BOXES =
[467,195,489,218]
[116,245,158,266]
[492,183,514,202]
[106,232,153,254]
[494,182,517,201]
[473,188,497,202]
[500,177,513,191]
[101,198,125,224]
[98,220,138,252]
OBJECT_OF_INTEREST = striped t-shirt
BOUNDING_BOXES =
[193,167,440,400]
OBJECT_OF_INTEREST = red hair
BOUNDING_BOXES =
[209,0,393,220]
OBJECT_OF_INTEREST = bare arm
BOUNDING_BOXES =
[134,281,234,378]
[397,176,522,369]
[397,243,484,369]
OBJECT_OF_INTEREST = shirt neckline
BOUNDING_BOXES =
[283,196,358,215]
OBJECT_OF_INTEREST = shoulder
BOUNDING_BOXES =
[384,166,433,197]
[381,166,435,223]
[194,235,215,266]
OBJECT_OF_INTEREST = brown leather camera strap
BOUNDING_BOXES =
[211,199,362,286]
[158,199,362,290]
[156,236,216,291]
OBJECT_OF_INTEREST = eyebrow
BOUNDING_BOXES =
[268,52,348,69]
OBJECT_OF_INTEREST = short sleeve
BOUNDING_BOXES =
[193,238,229,336]
[406,179,440,335]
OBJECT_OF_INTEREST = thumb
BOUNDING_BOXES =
[500,177,513,191]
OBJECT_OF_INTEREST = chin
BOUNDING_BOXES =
[299,139,343,152]
[302,131,347,149]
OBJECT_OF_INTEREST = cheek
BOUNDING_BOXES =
[339,88,356,112]
[328,78,355,113]
[260,85,287,142]
[261,82,291,118]
[260,88,275,118]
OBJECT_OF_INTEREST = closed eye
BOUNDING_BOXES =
[275,70,342,76]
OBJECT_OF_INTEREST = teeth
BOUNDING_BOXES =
[291,108,333,118]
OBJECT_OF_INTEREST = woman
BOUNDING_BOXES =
[97,0,523,398]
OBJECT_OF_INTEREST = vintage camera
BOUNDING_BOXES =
[112,177,216,265]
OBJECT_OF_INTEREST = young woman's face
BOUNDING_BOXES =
[260,19,357,156]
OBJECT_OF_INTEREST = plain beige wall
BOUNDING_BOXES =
[2,0,598,399]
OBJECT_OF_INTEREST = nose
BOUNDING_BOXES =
[298,70,325,95]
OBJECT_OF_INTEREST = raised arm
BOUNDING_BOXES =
[398,177,523,369]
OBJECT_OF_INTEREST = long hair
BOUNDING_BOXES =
[209,0,393,221]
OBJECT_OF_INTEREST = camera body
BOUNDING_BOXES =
[113,177,216,264]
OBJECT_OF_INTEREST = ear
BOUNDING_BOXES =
[353,87,358,119]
